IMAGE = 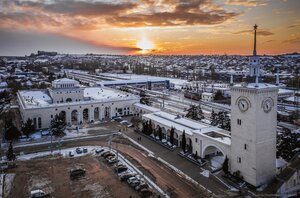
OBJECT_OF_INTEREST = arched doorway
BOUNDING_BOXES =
[173,132,179,146]
[71,110,78,125]
[202,145,225,171]
[58,111,66,123]
[186,137,193,153]
[105,107,110,119]
[66,98,72,102]
[83,108,89,123]
[94,107,99,120]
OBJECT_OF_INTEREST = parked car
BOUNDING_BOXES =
[103,152,115,159]
[75,148,82,154]
[70,168,86,180]
[114,117,123,122]
[95,148,104,154]
[31,189,47,198]
[83,148,88,153]
[135,183,148,191]
[100,150,110,157]
[120,173,136,181]
[116,166,128,173]
[127,176,137,184]
[130,180,141,188]
[108,157,119,164]
[69,151,74,157]
[140,188,152,197]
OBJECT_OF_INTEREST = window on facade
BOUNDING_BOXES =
[237,119,242,125]
[195,138,198,143]
[33,118,37,129]
[51,115,53,118]
[38,117,42,128]
[237,157,241,163]
[244,144,247,150]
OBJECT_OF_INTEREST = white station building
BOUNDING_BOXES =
[135,25,279,188]
[17,78,139,129]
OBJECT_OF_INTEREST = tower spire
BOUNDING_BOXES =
[253,24,258,56]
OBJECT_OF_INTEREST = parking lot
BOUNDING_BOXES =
[8,154,143,198]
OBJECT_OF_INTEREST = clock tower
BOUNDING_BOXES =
[229,25,279,187]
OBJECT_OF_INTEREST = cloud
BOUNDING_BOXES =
[0,0,240,30]
[283,37,300,44]
[226,0,267,7]
[233,29,274,36]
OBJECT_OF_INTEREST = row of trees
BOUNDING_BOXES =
[185,105,204,121]
[3,114,66,142]
[210,110,231,131]
[141,120,176,146]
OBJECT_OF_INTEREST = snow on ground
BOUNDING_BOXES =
[210,156,225,170]
[276,158,287,169]
[3,174,15,198]
[15,145,168,197]
[200,170,210,178]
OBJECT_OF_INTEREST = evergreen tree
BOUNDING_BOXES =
[222,156,229,175]
[147,120,153,135]
[277,128,299,161]
[6,142,16,161]
[218,111,231,131]
[186,105,204,121]
[170,127,175,145]
[22,118,35,138]
[181,130,186,153]
[213,90,225,101]
[4,119,21,141]
[210,110,218,126]
[157,126,162,141]
[50,114,66,137]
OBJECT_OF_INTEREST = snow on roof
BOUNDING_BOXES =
[202,92,214,96]
[143,111,214,136]
[233,83,278,90]
[84,87,135,101]
[0,81,8,88]
[100,73,187,87]
[133,103,160,113]
[53,78,78,84]
[97,78,167,86]
[20,90,52,107]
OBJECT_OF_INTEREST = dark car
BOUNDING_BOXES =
[75,148,82,154]
[135,183,149,191]
[120,173,136,181]
[140,189,152,197]
[104,152,115,159]
[95,148,104,154]
[70,168,86,180]
[115,166,128,174]
[83,148,88,153]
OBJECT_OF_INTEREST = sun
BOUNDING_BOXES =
[137,37,154,53]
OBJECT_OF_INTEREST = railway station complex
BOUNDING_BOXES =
[16,26,287,189]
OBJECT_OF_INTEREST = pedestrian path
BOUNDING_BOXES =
[123,129,235,196]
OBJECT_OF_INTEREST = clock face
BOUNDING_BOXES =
[238,99,249,112]
[263,100,272,113]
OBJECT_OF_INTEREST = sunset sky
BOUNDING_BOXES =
[0,0,299,56]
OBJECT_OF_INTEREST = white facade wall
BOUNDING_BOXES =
[230,86,278,187]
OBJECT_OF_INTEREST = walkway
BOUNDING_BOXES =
[122,128,235,196]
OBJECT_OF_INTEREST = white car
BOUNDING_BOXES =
[31,189,47,198]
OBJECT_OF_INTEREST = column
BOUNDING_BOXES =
[99,108,103,120]
[78,110,83,124]
[89,108,94,122]
[110,107,113,119]
[66,111,72,126]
